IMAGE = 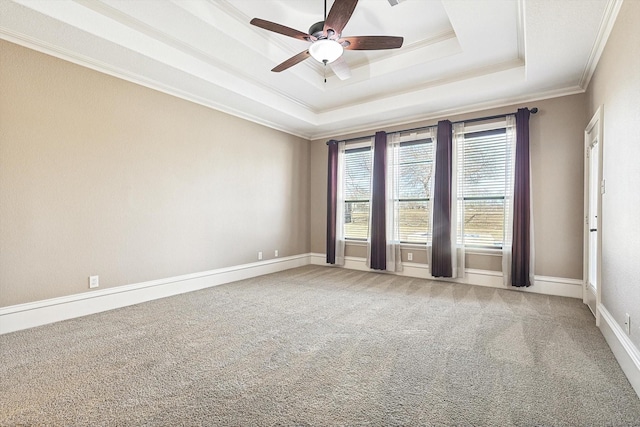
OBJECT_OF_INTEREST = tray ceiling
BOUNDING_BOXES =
[0,0,620,139]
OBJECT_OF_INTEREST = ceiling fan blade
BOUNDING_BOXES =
[341,36,404,50]
[324,0,359,37]
[271,50,311,72]
[329,56,352,80]
[250,18,312,41]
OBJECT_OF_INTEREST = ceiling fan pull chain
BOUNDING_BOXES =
[323,59,327,83]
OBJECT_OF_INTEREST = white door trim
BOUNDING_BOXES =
[583,106,604,325]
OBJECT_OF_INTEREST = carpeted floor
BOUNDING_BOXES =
[1,265,640,426]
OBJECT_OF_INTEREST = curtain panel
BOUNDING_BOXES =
[511,108,534,287]
[326,140,339,264]
[335,141,347,266]
[451,123,465,279]
[326,140,346,266]
[369,131,388,270]
[501,115,517,285]
[431,120,453,277]
[386,132,403,272]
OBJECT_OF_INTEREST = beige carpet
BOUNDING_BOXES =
[1,265,639,426]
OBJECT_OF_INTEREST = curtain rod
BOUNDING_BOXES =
[328,107,538,145]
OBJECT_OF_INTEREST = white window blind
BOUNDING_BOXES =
[458,127,510,248]
[396,139,434,243]
[344,146,372,240]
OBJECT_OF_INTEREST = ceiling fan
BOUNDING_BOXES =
[250,0,404,80]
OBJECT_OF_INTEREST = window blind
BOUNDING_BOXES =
[397,139,434,243]
[344,146,372,240]
[459,128,508,248]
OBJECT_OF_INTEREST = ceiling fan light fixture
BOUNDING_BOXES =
[250,0,403,76]
[309,39,344,64]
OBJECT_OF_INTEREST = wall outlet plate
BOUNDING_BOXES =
[89,275,99,289]
[407,253,413,261]
[258,252,263,261]
[275,250,278,257]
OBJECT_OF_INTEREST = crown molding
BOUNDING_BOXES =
[0,29,315,140]
[0,25,588,143]
[1,0,603,143]
[579,0,623,90]
[310,85,585,140]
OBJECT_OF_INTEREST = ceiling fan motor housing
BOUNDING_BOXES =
[309,21,327,39]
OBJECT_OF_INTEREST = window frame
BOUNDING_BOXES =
[336,118,513,250]
[394,137,435,245]
[457,120,511,250]
[342,139,373,242]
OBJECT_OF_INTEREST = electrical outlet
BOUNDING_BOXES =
[258,251,263,261]
[407,252,413,261]
[275,250,278,257]
[625,313,631,335]
[89,275,99,289]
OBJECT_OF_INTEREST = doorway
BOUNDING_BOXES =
[584,107,603,324]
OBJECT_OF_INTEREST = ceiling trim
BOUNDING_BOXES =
[0,28,314,140]
[338,29,458,75]
[516,0,525,61]
[311,85,585,141]
[0,25,588,143]
[319,58,525,115]
[579,0,623,90]
[1,0,610,143]
[72,0,319,113]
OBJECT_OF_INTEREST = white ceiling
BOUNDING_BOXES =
[0,0,620,139]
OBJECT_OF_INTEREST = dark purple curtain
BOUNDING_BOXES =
[369,131,387,270]
[326,140,339,264]
[431,120,453,277]
[511,108,532,287]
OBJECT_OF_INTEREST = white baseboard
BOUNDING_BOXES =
[529,275,584,299]
[0,254,310,335]
[310,253,582,298]
[2,253,582,335]
[599,304,640,399]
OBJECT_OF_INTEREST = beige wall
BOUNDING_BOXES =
[311,94,587,279]
[586,0,640,349]
[0,40,310,307]
[0,31,596,309]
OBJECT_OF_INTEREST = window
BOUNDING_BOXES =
[338,119,513,249]
[458,125,512,248]
[395,138,434,244]
[343,145,372,240]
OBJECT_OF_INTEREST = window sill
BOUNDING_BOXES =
[465,248,502,256]
[345,241,502,256]
[400,243,428,250]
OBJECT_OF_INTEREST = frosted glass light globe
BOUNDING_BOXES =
[309,39,344,64]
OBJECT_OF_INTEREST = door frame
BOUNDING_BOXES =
[583,106,603,325]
